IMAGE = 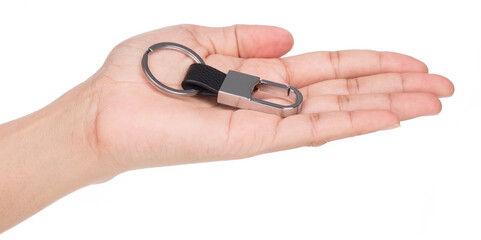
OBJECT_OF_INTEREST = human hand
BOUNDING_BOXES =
[0,24,455,232]
[85,24,454,175]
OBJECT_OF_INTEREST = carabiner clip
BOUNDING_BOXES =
[218,70,303,118]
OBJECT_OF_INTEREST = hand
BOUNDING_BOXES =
[0,24,454,232]
[87,24,454,173]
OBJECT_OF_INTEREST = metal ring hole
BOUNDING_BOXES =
[142,42,205,97]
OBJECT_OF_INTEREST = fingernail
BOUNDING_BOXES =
[383,123,400,131]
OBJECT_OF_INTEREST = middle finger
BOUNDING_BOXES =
[300,73,454,98]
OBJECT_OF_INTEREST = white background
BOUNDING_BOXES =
[1,0,480,239]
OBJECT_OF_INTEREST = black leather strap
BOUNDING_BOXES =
[182,63,226,96]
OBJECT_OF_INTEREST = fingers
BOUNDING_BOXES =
[300,93,442,120]
[205,51,430,91]
[246,93,440,155]
[188,25,294,58]
[269,110,400,150]
[300,73,454,98]
[282,51,429,88]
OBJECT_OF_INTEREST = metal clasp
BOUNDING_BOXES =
[217,71,303,117]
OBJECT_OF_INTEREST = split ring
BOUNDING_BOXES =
[141,42,205,97]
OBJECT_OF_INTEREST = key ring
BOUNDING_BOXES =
[141,42,205,97]
[141,42,303,117]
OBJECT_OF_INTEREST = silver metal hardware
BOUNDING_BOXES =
[217,71,303,117]
[142,42,204,97]
[142,42,303,117]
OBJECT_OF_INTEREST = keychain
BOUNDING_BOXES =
[141,42,303,117]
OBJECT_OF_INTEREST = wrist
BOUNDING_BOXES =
[1,76,117,185]
[0,75,118,232]
[43,76,120,184]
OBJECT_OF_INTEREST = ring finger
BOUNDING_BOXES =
[300,73,454,98]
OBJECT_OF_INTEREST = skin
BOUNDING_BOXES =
[0,24,454,233]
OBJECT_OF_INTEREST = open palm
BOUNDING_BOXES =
[90,24,453,171]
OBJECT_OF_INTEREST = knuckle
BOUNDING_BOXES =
[346,78,360,94]
[308,113,327,147]
[337,95,351,111]
[328,51,341,78]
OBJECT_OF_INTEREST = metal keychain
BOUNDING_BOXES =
[142,42,303,117]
